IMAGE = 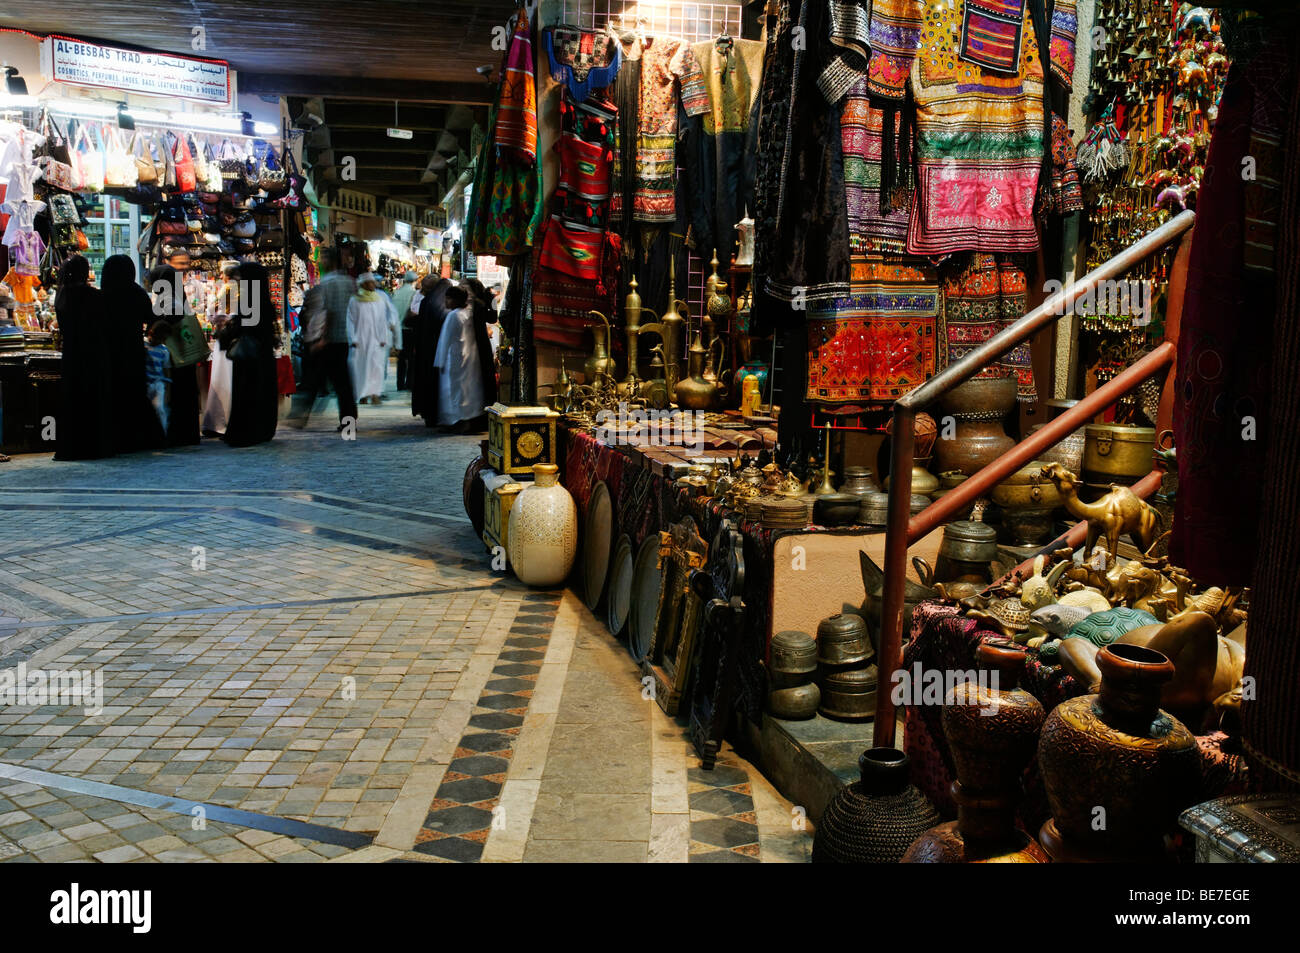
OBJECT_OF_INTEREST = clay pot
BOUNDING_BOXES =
[812,748,941,863]
[1038,643,1200,861]
[506,464,578,587]
[933,376,1017,475]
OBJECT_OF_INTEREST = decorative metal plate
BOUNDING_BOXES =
[581,480,613,612]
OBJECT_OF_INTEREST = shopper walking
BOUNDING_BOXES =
[99,254,164,452]
[52,255,115,461]
[392,271,419,390]
[222,261,281,447]
[464,277,499,411]
[348,272,397,405]
[287,248,358,430]
[433,284,486,433]
[145,321,172,437]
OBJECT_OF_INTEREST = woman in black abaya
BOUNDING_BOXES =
[222,261,281,447]
[53,256,115,461]
[410,276,452,427]
[146,264,202,446]
[100,255,164,452]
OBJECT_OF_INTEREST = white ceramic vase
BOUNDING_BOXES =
[507,464,577,587]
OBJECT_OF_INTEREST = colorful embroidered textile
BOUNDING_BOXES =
[496,10,538,159]
[1045,112,1084,215]
[540,219,605,282]
[841,79,912,253]
[960,0,1027,76]
[829,0,873,61]
[1049,0,1079,89]
[467,11,544,258]
[621,35,709,222]
[806,254,939,407]
[544,26,623,103]
[540,93,615,283]
[531,233,621,350]
[938,253,1036,400]
[906,0,1048,255]
[867,0,925,101]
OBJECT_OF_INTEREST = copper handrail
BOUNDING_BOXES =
[872,210,1196,746]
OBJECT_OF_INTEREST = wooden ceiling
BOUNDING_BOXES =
[0,0,518,86]
[1,0,515,210]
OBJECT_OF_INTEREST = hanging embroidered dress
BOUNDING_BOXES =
[686,36,765,267]
[938,252,1036,400]
[866,0,1078,256]
[619,35,710,223]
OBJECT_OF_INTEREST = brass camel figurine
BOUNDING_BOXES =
[1039,463,1163,565]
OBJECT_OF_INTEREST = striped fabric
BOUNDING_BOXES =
[841,79,912,252]
[1049,0,1079,89]
[938,253,1035,401]
[495,10,537,159]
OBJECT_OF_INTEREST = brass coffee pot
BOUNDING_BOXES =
[674,331,721,410]
[584,309,616,384]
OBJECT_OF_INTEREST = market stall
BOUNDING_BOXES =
[459,0,1291,863]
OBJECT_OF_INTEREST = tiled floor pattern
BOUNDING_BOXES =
[413,592,561,862]
[0,382,814,862]
[688,761,762,863]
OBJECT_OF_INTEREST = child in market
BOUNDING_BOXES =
[145,321,172,437]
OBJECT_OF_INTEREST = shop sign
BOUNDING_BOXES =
[327,189,377,216]
[41,35,230,105]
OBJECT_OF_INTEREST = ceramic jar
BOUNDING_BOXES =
[933,376,1017,476]
[813,748,941,863]
[506,464,578,587]
[1037,643,1200,861]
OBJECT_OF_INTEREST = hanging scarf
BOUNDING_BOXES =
[495,9,538,160]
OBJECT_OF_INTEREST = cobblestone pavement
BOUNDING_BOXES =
[0,377,810,862]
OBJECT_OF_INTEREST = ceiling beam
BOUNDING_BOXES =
[240,73,494,105]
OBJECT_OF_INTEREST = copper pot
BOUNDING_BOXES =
[933,376,1017,475]
[1083,424,1156,486]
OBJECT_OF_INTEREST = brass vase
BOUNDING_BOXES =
[673,331,719,410]
[583,313,616,383]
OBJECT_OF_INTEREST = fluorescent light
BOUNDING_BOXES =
[253,121,277,136]
[0,93,36,108]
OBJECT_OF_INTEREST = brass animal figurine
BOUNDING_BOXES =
[1040,463,1163,564]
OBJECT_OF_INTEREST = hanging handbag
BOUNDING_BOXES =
[258,144,288,195]
[48,193,81,226]
[174,133,197,193]
[133,130,158,184]
[104,126,137,190]
[162,131,178,189]
[256,227,285,250]
[217,138,244,185]
[36,112,79,191]
[271,146,305,209]
[74,122,105,192]
[232,215,257,238]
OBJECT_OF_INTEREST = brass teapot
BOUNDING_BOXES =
[584,309,616,384]
[674,330,727,410]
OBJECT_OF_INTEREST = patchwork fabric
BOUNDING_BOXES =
[959,0,1027,76]
[938,252,1036,401]
[806,255,939,407]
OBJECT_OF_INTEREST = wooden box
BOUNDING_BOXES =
[487,402,560,476]
[481,469,526,560]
